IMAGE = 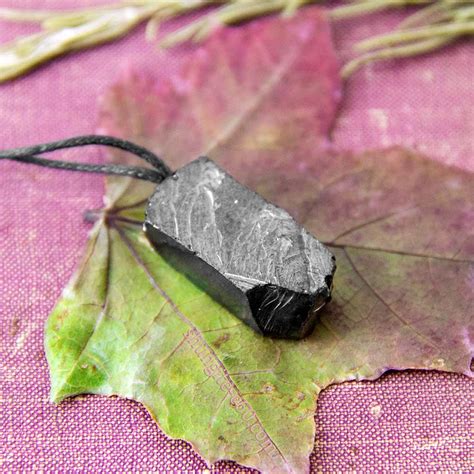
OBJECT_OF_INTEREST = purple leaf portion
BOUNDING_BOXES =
[99,7,341,180]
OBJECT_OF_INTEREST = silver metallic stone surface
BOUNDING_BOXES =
[145,157,336,339]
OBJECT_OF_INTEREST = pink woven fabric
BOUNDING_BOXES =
[0,1,472,472]
[332,12,474,172]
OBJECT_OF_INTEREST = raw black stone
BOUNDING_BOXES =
[144,157,336,339]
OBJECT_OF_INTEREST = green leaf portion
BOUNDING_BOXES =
[46,216,318,473]
[46,224,110,400]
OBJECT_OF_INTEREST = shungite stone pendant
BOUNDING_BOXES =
[145,157,336,339]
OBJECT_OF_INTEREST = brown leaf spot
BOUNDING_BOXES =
[212,333,230,349]
[262,382,275,393]
[10,317,20,337]
[54,310,69,330]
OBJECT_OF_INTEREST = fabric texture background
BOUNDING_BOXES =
[0,1,472,472]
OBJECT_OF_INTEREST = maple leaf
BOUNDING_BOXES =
[45,8,473,474]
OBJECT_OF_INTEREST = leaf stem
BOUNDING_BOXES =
[161,0,314,47]
[355,21,474,51]
[330,0,426,20]
[342,35,454,78]
[397,2,450,29]
[0,1,473,82]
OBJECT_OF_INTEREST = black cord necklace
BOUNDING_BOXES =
[1,135,336,339]
[0,135,171,182]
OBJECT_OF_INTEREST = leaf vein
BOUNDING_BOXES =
[343,248,442,351]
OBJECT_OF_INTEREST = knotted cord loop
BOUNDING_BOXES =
[0,135,172,183]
